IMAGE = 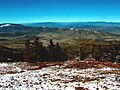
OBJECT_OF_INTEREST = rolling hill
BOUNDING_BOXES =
[0,23,120,41]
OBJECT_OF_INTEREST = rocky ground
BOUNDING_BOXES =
[0,60,120,90]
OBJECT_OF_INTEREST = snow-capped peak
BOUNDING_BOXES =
[0,24,11,28]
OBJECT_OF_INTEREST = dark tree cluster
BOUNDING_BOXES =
[24,37,67,62]
[79,42,120,62]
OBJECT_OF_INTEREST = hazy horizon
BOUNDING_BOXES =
[1,21,120,24]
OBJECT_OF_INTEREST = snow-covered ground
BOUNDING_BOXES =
[0,62,120,90]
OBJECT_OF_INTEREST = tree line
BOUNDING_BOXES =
[24,37,68,62]
[79,42,120,62]
[1,37,120,63]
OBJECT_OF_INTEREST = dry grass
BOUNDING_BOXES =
[64,60,120,69]
[100,70,120,74]
[1,60,120,75]
[26,61,64,70]
[13,60,120,71]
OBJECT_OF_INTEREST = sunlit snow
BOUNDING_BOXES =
[0,62,120,90]
[0,24,11,28]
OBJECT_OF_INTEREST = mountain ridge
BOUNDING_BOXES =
[23,21,120,28]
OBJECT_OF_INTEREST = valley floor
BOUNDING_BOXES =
[0,61,120,90]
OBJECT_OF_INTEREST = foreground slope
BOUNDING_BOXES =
[0,61,120,90]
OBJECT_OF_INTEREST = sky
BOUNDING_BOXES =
[0,0,120,23]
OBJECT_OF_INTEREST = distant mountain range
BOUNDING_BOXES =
[23,22,120,28]
[23,22,120,35]
[0,22,120,40]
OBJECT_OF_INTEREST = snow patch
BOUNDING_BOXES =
[0,63,8,67]
[0,24,11,28]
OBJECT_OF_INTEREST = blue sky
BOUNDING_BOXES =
[0,0,120,23]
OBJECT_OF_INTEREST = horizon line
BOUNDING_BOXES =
[1,21,120,24]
